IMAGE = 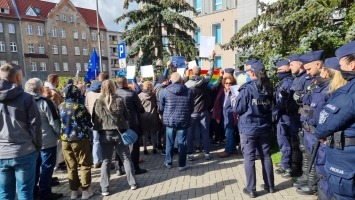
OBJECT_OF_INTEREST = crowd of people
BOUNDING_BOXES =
[0,41,354,200]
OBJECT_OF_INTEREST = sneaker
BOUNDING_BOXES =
[204,153,211,160]
[187,154,194,161]
[81,188,93,200]
[161,150,166,156]
[178,165,190,171]
[165,163,172,169]
[130,184,138,190]
[71,190,81,200]
[100,190,109,196]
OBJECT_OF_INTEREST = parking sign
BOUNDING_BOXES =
[118,42,126,68]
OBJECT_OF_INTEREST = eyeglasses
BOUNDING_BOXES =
[225,82,232,85]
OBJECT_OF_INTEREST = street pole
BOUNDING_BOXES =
[96,0,103,72]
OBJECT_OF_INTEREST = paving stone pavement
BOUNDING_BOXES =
[52,146,316,200]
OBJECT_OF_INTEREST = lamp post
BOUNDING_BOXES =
[96,0,103,72]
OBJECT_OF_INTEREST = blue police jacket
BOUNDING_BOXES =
[290,70,313,94]
[234,80,273,135]
[273,75,298,120]
[301,80,329,127]
[315,78,355,139]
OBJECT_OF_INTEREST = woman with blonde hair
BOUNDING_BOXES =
[92,80,137,196]
[139,81,160,154]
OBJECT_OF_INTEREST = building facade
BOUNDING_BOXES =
[184,0,257,69]
[14,0,108,80]
[0,0,24,73]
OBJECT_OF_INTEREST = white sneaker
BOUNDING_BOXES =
[187,154,194,161]
[101,191,109,196]
[71,190,81,199]
[130,184,138,190]
[81,188,94,200]
[205,153,211,160]
[179,165,190,171]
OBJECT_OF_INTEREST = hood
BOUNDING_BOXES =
[0,79,23,101]
[185,75,205,88]
[166,83,188,95]
[89,81,102,93]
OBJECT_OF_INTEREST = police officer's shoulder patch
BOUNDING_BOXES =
[325,104,339,112]
[319,109,329,124]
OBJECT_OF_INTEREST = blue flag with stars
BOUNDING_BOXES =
[84,48,100,83]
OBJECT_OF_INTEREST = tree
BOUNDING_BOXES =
[116,0,198,71]
[223,0,355,70]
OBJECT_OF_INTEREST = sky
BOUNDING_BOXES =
[42,0,137,32]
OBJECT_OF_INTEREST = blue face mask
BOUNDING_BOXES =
[276,71,292,80]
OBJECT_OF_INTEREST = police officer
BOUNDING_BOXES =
[296,50,329,195]
[235,60,274,198]
[314,41,355,200]
[313,57,347,200]
[273,60,300,178]
[289,54,313,184]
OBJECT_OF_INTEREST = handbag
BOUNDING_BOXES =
[101,101,138,146]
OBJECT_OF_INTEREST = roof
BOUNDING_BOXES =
[14,0,106,29]
[0,0,19,19]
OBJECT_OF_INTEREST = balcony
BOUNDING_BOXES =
[110,40,118,45]
[111,52,118,57]
[111,64,120,68]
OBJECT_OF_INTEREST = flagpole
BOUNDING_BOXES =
[96,0,103,72]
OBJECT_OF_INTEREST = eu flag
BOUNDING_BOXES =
[84,48,100,83]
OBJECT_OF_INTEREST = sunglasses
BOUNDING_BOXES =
[225,82,232,85]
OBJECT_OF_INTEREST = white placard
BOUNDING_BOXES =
[176,68,186,78]
[188,60,197,69]
[126,65,136,79]
[140,65,154,78]
[199,36,215,58]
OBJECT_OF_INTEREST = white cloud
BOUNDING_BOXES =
[41,0,137,31]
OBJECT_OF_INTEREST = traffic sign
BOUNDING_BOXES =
[118,42,126,59]
[119,58,126,69]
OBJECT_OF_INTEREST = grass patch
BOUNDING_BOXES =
[270,132,281,165]
[271,151,282,164]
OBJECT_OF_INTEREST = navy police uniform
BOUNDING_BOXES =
[235,61,274,196]
[273,60,300,178]
[314,41,355,200]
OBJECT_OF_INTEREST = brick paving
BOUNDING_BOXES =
[52,146,316,200]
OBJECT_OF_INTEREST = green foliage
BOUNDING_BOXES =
[116,0,198,76]
[223,0,355,71]
[58,76,84,91]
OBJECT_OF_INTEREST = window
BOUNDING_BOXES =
[212,23,222,44]
[10,42,17,52]
[234,20,238,33]
[62,14,66,21]
[62,46,67,55]
[194,28,201,45]
[91,31,96,41]
[50,27,57,37]
[73,30,78,39]
[0,23,3,32]
[76,18,80,24]
[59,28,66,38]
[194,0,202,14]
[82,31,87,40]
[40,62,46,71]
[63,62,69,71]
[74,47,80,55]
[69,15,74,23]
[55,15,60,20]
[83,47,88,55]
[84,63,88,71]
[12,61,18,65]
[52,45,58,54]
[30,62,37,71]
[214,0,222,11]
[28,43,35,53]
[27,24,33,35]
[0,60,6,66]
[100,34,104,41]
[101,49,105,57]
[37,26,43,36]
[102,63,107,71]
[76,63,81,71]
[215,56,222,68]
[0,41,5,52]
[8,24,15,34]
[38,44,45,54]
[54,62,60,71]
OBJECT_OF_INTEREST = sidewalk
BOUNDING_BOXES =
[53,146,316,200]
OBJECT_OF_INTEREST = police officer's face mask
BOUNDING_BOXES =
[276,71,291,80]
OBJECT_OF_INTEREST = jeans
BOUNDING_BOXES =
[241,134,274,193]
[99,130,136,192]
[92,130,102,164]
[62,140,92,191]
[165,127,187,167]
[225,127,236,153]
[187,111,211,154]
[35,146,57,197]
[0,151,38,200]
